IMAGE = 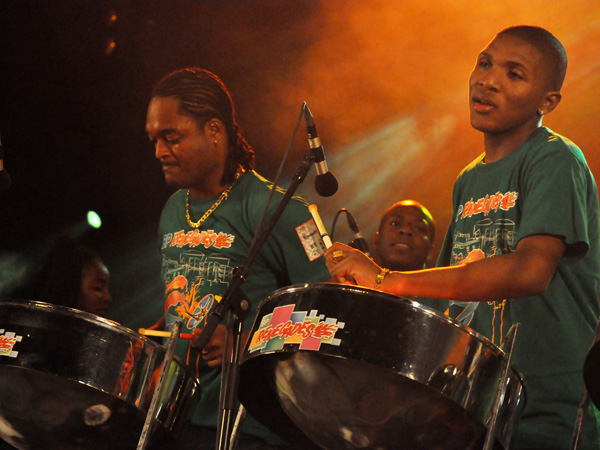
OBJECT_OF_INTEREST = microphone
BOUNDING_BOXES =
[303,103,338,197]
[344,209,370,256]
[0,134,11,193]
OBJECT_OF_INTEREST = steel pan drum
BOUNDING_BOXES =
[583,339,600,409]
[0,300,199,450]
[238,283,525,450]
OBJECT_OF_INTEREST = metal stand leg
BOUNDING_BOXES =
[483,323,520,450]
[229,405,247,450]
[570,388,590,450]
[137,320,183,450]
[216,314,246,450]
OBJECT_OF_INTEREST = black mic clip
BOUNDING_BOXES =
[302,103,338,197]
[342,208,370,256]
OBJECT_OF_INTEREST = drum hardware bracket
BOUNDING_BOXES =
[217,313,246,450]
[483,322,520,450]
[229,404,247,450]
[570,388,590,450]
[137,320,183,450]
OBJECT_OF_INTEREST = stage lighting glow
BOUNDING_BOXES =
[87,211,102,229]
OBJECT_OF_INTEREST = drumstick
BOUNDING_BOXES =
[308,204,332,249]
[138,328,194,340]
[310,203,360,285]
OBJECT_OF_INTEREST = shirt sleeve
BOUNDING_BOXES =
[246,186,331,286]
[517,138,593,259]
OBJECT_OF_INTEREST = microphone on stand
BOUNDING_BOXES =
[0,134,12,193]
[303,103,338,197]
[344,209,370,256]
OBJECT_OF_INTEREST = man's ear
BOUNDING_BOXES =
[539,91,561,116]
[204,119,226,141]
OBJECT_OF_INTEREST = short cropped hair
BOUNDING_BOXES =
[378,200,436,241]
[497,25,567,90]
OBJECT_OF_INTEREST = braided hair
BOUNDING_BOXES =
[151,68,255,184]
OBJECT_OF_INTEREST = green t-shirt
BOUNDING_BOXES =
[158,170,330,445]
[438,127,600,449]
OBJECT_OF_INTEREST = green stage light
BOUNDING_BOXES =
[87,211,102,229]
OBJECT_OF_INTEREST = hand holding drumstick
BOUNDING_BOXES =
[325,242,383,288]
[309,204,383,289]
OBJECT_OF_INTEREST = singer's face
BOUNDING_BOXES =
[469,33,551,138]
[373,205,434,271]
[146,96,227,197]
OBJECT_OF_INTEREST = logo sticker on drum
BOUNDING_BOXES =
[248,304,344,353]
[0,329,23,358]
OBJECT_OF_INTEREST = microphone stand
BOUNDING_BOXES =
[194,153,316,450]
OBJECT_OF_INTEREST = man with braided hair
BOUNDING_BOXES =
[146,68,329,449]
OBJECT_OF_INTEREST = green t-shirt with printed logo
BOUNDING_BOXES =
[158,170,330,445]
[438,127,600,449]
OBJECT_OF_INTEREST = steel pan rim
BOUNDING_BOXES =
[0,298,200,386]
[257,282,524,380]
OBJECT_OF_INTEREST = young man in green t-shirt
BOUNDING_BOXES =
[325,25,600,449]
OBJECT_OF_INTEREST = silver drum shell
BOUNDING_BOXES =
[0,300,199,450]
[239,283,525,450]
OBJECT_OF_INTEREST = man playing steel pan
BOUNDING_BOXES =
[146,68,330,450]
[326,25,600,449]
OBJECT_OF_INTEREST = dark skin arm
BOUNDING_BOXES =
[192,325,251,368]
[325,234,566,302]
[147,315,166,331]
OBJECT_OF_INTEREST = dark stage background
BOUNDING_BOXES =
[1,1,599,330]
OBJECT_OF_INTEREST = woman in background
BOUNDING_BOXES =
[31,235,112,317]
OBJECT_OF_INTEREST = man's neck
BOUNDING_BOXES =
[188,180,230,199]
[188,169,244,199]
[483,124,541,163]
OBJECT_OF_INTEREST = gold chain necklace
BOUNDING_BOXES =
[185,172,241,229]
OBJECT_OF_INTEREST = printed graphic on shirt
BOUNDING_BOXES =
[451,218,517,264]
[162,248,233,329]
[296,219,326,261]
[455,191,518,221]
[451,190,519,264]
[448,191,518,332]
[162,229,235,250]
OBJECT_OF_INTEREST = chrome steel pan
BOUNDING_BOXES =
[238,283,525,450]
[0,300,199,450]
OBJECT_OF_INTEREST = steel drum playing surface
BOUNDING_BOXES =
[0,300,198,450]
[239,283,525,450]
